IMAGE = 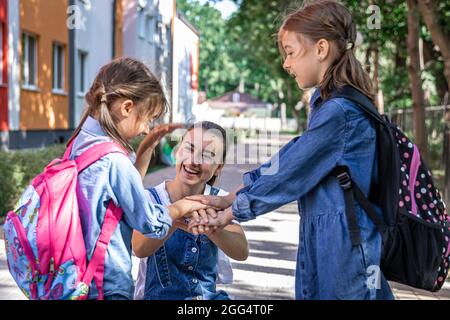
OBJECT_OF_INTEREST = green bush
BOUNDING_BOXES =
[0,144,66,219]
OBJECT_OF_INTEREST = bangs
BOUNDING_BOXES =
[277,27,288,60]
[140,94,169,120]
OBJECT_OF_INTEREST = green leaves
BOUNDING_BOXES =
[178,0,448,117]
[0,144,66,217]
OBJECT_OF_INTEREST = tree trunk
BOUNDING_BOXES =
[372,46,385,114]
[444,108,450,204]
[417,0,450,204]
[417,0,450,94]
[407,0,430,163]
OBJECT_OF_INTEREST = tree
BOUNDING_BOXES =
[418,0,450,94]
[177,0,240,99]
[407,0,429,163]
[417,0,450,203]
[226,0,304,131]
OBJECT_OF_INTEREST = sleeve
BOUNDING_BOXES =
[108,153,172,239]
[232,100,347,222]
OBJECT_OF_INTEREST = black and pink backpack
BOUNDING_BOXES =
[330,86,449,292]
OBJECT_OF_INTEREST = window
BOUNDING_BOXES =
[78,50,87,93]
[52,43,65,91]
[22,33,37,88]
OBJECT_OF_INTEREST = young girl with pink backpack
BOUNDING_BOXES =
[3,57,210,300]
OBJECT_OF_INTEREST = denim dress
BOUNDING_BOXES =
[139,182,231,300]
[232,88,394,300]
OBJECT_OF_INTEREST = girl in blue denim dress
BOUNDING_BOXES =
[187,1,395,300]
[68,58,210,300]
[132,121,249,300]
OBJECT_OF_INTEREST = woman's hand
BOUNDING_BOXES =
[168,199,218,221]
[135,123,183,179]
[172,219,190,232]
[188,206,235,235]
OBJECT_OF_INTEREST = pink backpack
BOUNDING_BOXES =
[3,141,127,300]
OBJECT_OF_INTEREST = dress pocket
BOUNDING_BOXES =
[154,245,172,288]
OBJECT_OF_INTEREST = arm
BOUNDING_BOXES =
[132,220,189,258]
[183,137,303,209]
[134,124,183,180]
[109,154,210,239]
[184,188,241,210]
[208,223,249,261]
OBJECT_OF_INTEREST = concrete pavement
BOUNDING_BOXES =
[1,134,450,299]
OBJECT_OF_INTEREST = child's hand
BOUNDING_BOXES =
[174,217,219,236]
[135,123,183,179]
[185,208,218,224]
[173,219,190,232]
[188,207,234,235]
[168,199,215,221]
[184,194,234,210]
[137,123,183,155]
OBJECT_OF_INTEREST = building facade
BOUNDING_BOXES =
[69,0,122,128]
[0,0,199,150]
[122,0,173,122]
[172,12,199,124]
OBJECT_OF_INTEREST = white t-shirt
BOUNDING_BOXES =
[134,181,235,300]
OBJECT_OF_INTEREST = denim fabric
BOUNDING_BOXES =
[71,116,172,300]
[232,88,394,300]
[104,294,130,300]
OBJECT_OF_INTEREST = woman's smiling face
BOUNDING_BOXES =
[175,127,225,187]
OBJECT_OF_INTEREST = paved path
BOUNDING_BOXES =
[1,134,450,299]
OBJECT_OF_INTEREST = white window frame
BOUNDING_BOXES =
[22,32,38,89]
[77,50,88,95]
[52,42,65,93]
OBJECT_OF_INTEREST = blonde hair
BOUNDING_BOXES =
[68,57,169,152]
[278,0,375,101]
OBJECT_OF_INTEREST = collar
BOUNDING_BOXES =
[309,87,322,109]
[81,116,108,137]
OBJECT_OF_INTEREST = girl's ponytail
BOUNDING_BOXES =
[320,46,375,102]
[97,85,134,153]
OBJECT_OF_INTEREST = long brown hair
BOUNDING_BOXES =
[278,0,375,101]
[68,57,169,152]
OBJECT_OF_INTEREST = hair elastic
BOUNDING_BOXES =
[345,41,354,50]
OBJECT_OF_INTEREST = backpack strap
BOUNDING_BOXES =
[81,201,122,300]
[331,86,384,124]
[331,85,399,228]
[72,142,128,300]
[331,166,387,247]
[75,142,128,173]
